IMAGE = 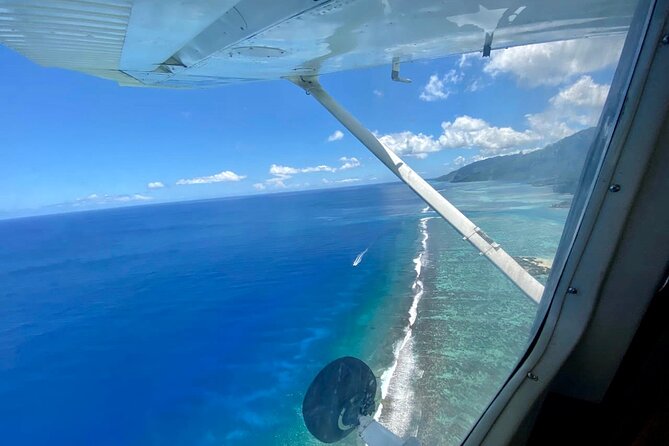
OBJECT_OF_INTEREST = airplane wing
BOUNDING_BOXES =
[0,0,637,88]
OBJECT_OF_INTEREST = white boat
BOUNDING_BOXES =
[353,249,368,267]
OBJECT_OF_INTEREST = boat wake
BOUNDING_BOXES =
[352,248,368,267]
[375,216,434,436]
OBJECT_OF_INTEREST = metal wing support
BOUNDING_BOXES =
[290,76,545,304]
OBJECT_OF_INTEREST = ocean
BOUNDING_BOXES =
[0,181,571,445]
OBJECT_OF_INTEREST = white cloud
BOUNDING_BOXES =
[439,116,538,155]
[373,89,384,97]
[264,163,334,189]
[73,193,152,206]
[266,176,288,188]
[419,70,463,102]
[458,53,478,69]
[114,194,152,202]
[380,73,611,159]
[549,75,609,109]
[378,115,538,158]
[270,164,336,175]
[452,155,467,167]
[147,181,164,189]
[526,76,610,140]
[420,75,449,101]
[377,130,442,157]
[253,183,266,191]
[404,38,615,158]
[484,36,624,86]
[303,165,337,173]
[261,157,361,189]
[176,170,246,185]
[465,78,486,92]
[443,69,463,84]
[339,156,361,170]
[268,164,299,176]
[327,130,344,142]
[322,178,361,185]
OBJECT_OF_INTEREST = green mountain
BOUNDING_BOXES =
[436,127,597,194]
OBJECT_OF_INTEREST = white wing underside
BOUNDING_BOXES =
[0,0,636,88]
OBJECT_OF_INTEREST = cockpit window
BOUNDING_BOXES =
[0,2,640,445]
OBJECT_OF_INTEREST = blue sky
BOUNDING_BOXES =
[0,36,624,218]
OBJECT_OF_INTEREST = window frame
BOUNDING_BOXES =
[462,0,667,443]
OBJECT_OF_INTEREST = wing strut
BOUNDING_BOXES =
[289,76,544,303]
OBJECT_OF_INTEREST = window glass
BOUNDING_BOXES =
[0,6,638,446]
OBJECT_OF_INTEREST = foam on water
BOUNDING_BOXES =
[375,216,433,434]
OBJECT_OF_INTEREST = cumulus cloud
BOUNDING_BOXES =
[420,75,450,101]
[268,165,298,176]
[176,170,246,185]
[452,155,467,167]
[327,130,344,142]
[339,157,361,170]
[439,116,538,154]
[378,100,604,158]
[260,157,362,189]
[549,75,609,109]
[147,181,164,189]
[378,115,538,158]
[380,73,611,159]
[419,70,463,101]
[377,131,442,157]
[264,163,335,189]
[253,183,266,191]
[526,76,610,140]
[484,36,624,86]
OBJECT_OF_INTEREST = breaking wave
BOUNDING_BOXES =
[375,216,433,436]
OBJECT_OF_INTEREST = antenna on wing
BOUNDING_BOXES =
[391,57,412,83]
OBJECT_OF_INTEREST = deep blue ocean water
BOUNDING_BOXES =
[0,182,570,445]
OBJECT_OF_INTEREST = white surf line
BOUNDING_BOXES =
[375,216,434,420]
